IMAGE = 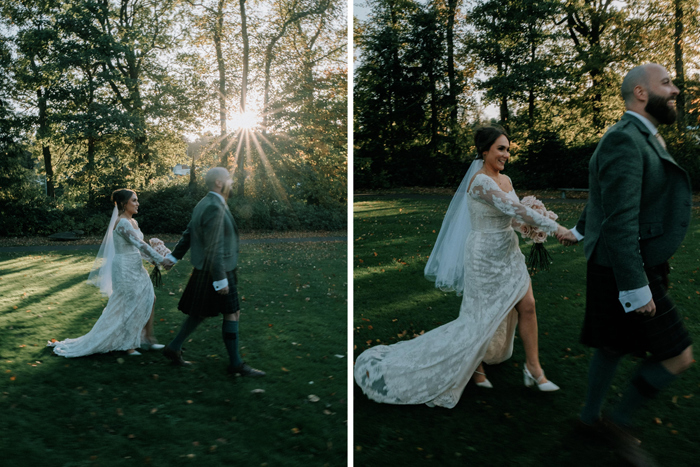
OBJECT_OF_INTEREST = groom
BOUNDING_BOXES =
[162,167,265,377]
[559,63,693,465]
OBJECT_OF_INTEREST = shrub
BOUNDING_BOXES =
[0,183,346,237]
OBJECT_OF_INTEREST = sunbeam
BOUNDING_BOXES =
[227,110,261,131]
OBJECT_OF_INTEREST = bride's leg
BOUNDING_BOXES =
[472,362,487,383]
[515,283,549,383]
[143,298,157,343]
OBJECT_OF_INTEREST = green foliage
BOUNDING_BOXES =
[354,0,470,189]
[0,179,346,236]
[355,0,700,189]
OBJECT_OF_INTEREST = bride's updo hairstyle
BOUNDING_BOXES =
[112,188,136,212]
[474,125,509,159]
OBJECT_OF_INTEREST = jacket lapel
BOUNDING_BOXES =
[622,114,681,168]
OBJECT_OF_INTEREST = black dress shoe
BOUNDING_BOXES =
[576,418,656,467]
[227,363,265,377]
[616,442,659,467]
[163,346,191,366]
[575,417,641,447]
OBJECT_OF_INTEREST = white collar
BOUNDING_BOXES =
[209,191,226,205]
[625,110,659,135]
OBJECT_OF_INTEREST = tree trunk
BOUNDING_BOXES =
[237,0,249,197]
[36,88,55,198]
[499,96,509,131]
[589,68,603,131]
[445,0,458,127]
[189,149,197,189]
[213,0,230,169]
[87,136,96,205]
[674,0,686,131]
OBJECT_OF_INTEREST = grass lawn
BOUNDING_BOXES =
[353,196,700,466]
[0,241,347,467]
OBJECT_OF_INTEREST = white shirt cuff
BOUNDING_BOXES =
[619,286,653,313]
[166,253,178,264]
[570,227,584,241]
[213,278,229,291]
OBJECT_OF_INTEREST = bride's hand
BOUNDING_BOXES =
[555,225,577,246]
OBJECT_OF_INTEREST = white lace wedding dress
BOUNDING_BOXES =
[354,174,558,408]
[48,219,164,357]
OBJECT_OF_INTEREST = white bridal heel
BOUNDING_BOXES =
[523,366,559,392]
[141,342,165,351]
[474,370,493,389]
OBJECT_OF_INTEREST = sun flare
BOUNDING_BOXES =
[227,110,261,131]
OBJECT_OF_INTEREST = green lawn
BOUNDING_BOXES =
[0,241,347,467]
[353,196,700,466]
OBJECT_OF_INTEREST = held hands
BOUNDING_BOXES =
[634,298,656,317]
[555,225,578,246]
[217,286,229,296]
[162,258,175,271]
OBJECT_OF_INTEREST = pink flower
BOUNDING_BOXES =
[149,238,172,257]
[519,224,533,237]
[533,230,548,243]
[521,195,545,211]
[546,210,558,221]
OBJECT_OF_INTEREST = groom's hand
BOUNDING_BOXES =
[217,286,229,295]
[634,298,656,317]
[162,258,174,270]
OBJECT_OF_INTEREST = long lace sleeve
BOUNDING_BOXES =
[115,219,165,265]
[469,174,558,234]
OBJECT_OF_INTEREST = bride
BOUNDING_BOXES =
[354,125,568,408]
[49,189,169,357]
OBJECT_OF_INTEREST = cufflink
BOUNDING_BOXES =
[625,302,632,308]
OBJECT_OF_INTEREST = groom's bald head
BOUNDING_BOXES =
[205,167,232,190]
[621,64,652,106]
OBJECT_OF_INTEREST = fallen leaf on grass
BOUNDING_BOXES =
[150,408,158,414]
[308,395,320,402]
[654,417,662,425]
[251,389,265,394]
[281,367,289,372]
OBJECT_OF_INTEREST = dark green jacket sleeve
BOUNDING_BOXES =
[594,131,648,290]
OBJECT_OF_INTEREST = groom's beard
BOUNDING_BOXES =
[645,91,677,125]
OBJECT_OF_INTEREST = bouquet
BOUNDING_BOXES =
[149,238,172,287]
[517,196,558,272]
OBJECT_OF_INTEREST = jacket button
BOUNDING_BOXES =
[625,302,632,308]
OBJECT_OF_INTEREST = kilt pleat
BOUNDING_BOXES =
[581,261,691,361]
[178,268,240,317]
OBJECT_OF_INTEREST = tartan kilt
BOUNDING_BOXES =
[178,268,240,318]
[581,261,691,361]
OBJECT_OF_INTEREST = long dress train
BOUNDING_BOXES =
[48,219,164,357]
[354,174,558,408]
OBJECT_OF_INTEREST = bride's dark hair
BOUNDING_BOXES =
[474,125,509,159]
[111,188,136,212]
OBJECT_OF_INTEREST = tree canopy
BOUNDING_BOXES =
[0,0,347,216]
[354,0,700,189]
